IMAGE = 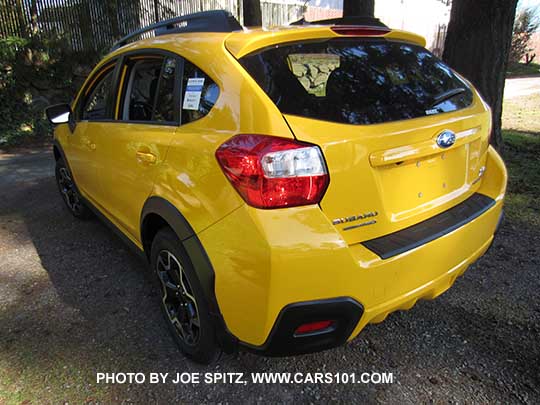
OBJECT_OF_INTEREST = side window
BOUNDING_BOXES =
[122,58,163,121]
[181,60,219,124]
[80,63,116,121]
[154,57,177,122]
[120,56,178,123]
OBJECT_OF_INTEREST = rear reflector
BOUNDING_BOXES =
[331,26,391,36]
[295,320,335,335]
[216,134,329,209]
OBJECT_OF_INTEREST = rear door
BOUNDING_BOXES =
[97,53,179,240]
[240,38,491,245]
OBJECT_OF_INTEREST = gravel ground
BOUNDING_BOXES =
[0,147,539,404]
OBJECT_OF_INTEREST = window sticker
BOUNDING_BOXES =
[183,77,205,110]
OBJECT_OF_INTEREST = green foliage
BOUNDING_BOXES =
[502,130,540,228]
[0,36,28,60]
[507,61,540,77]
[0,32,79,147]
[510,7,540,64]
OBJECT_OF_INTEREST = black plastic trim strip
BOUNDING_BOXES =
[242,297,364,357]
[140,196,238,353]
[362,193,496,260]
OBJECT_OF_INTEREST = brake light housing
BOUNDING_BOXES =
[215,135,329,209]
[331,26,391,36]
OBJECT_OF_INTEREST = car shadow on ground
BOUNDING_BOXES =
[0,152,539,403]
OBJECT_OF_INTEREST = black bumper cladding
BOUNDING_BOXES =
[246,298,364,357]
[362,193,496,260]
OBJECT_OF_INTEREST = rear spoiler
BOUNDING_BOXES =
[290,16,389,29]
[226,26,426,59]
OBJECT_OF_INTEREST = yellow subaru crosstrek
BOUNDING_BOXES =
[46,10,507,363]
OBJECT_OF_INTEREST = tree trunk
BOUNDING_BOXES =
[78,0,94,53]
[106,0,120,39]
[14,0,28,38]
[443,0,518,149]
[243,0,262,26]
[153,0,159,23]
[343,0,375,17]
[29,0,38,36]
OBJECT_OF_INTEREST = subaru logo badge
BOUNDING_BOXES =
[436,130,456,149]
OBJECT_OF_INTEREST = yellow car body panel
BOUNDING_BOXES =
[284,92,491,245]
[95,123,176,240]
[69,33,295,238]
[198,146,506,345]
[53,23,508,352]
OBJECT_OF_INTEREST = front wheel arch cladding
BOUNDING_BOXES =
[53,140,70,170]
[140,196,238,353]
[52,140,83,197]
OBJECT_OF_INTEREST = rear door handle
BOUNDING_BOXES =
[136,151,157,164]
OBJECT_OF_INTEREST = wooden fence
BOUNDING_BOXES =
[0,0,305,53]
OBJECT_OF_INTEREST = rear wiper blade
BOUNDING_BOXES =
[430,88,466,107]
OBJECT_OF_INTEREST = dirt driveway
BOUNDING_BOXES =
[0,148,539,403]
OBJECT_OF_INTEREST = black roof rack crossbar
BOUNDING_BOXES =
[111,10,243,51]
[291,16,389,29]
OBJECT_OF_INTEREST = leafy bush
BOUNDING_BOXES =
[0,32,94,147]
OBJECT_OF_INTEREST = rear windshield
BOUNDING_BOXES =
[240,38,474,125]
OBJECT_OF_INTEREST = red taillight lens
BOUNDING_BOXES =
[295,320,335,335]
[331,26,391,36]
[215,134,329,209]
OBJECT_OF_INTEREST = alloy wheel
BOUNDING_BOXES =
[57,167,84,214]
[156,250,200,346]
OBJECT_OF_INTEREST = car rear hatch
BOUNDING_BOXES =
[234,29,492,247]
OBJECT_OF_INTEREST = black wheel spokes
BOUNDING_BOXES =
[58,167,82,213]
[157,250,200,346]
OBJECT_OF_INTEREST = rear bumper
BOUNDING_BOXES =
[198,146,507,353]
[244,298,364,356]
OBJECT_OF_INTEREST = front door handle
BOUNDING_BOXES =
[136,151,157,164]
[83,138,96,150]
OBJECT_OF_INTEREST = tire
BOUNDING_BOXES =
[151,227,220,364]
[55,158,92,219]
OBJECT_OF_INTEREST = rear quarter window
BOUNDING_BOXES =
[181,60,220,124]
[240,38,474,125]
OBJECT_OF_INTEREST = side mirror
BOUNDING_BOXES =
[46,103,76,132]
[46,103,72,124]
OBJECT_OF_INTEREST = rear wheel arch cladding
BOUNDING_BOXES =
[140,196,238,352]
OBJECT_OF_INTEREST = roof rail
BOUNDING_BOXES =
[290,16,389,29]
[111,10,243,51]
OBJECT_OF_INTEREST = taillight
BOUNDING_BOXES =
[331,26,390,36]
[215,134,329,209]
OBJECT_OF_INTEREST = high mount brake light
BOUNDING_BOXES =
[215,135,330,209]
[331,26,391,36]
